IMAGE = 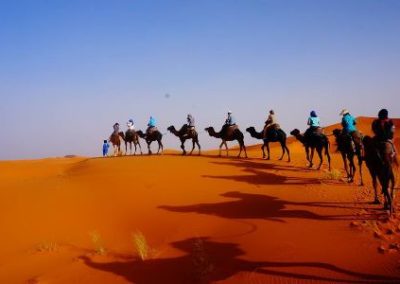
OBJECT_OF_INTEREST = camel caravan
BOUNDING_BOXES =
[106,109,398,214]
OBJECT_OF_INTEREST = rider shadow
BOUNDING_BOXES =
[79,236,398,284]
[159,191,357,222]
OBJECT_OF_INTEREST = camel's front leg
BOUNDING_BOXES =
[266,142,271,160]
[316,148,323,170]
[219,141,224,157]
[180,139,186,155]
[147,141,152,155]
[224,141,229,156]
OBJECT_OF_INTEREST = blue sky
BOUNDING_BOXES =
[0,0,399,159]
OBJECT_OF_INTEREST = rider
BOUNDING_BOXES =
[127,119,135,131]
[340,109,362,152]
[372,109,396,162]
[186,114,195,134]
[263,109,278,138]
[305,110,320,139]
[146,116,156,135]
[221,110,236,136]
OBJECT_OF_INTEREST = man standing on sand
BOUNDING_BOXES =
[102,140,109,157]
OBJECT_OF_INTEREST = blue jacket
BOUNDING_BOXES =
[307,116,320,127]
[341,114,356,133]
[148,117,156,127]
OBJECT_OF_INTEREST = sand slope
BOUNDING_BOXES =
[0,118,399,283]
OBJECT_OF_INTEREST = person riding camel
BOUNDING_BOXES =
[263,109,279,138]
[372,109,397,163]
[340,109,362,153]
[186,114,195,135]
[304,111,320,139]
[146,116,157,135]
[127,119,135,131]
[113,122,120,135]
[221,110,237,136]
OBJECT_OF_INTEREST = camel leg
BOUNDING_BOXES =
[243,143,248,158]
[279,141,285,160]
[305,147,310,165]
[157,140,163,154]
[348,156,355,183]
[219,141,224,157]
[189,139,195,155]
[265,142,271,160]
[341,153,350,181]
[309,148,314,168]
[285,144,291,162]
[316,148,323,170]
[147,141,152,155]
[196,140,201,155]
[358,155,364,186]
[138,141,143,155]
[261,144,266,159]
[224,141,229,157]
[180,139,186,155]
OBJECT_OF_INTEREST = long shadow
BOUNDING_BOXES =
[159,191,365,222]
[80,237,399,283]
[203,159,323,186]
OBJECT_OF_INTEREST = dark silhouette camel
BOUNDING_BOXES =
[167,125,201,155]
[136,130,163,155]
[363,135,396,213]
[332,129,363,185]
[290,129,331,170]
[205,126,247,158]
[109,131,125,156]
[125,129,142,155]
[246,126,290,162]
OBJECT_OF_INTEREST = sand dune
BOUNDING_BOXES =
[0,117,399,283]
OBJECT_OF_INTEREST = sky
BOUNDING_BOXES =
[0,0,399,160]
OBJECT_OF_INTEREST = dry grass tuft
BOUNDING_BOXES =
[90,231,106,255]
[132,231,150,261]
[325,168,342,180]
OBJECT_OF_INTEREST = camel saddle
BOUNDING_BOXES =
[226,125,239,136]
[147,127,158,135]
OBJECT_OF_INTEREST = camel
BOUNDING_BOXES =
[109,131,125,156]
[363,136,396,213]
[125,129,142,155]
[167,125,201,155]
[332,129,363,185]
[204,126,247,158]
[246,126,290,162]
[136,129,163,155]
[290,129,331,170]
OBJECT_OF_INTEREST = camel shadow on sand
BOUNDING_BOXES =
[159,191,369,222]
[80,237,399,284]
[203,159,323,186]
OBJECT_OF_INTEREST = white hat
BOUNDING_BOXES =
[227,110,232,114]
[340,109,349,116]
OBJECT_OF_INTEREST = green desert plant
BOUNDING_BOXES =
[89,231,106,255]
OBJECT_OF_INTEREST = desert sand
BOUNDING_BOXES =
[0,117,399,283]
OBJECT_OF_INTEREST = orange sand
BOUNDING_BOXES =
[0,117,399,283]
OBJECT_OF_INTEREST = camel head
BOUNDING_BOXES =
[290,129,301,137]
[167,125,175,132]
[246,127,256,133]
[332,129,341,138]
